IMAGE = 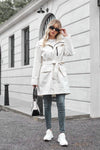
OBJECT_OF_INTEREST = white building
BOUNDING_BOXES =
[0,0,100,118]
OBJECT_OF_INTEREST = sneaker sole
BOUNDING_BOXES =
[44,137,54,142]
[58,142,68,147]
[44,139,53,142]
[57,140,68,147]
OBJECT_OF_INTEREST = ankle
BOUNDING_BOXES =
[47,129,52,131]
[60,132,65,134]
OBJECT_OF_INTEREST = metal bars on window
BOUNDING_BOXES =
[42,14,55,37]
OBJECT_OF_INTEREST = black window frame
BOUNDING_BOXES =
[10,35,14,68]
[23,26,29,65]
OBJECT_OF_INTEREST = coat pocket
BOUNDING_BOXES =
[41,65,52,73]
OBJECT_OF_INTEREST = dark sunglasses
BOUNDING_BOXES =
[49,26,60,32]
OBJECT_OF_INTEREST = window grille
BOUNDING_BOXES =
[42,14,55,37]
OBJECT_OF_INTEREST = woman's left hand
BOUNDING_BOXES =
[60,28,68,37]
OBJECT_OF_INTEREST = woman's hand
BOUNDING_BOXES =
[33,85,38,88]
[60,28,68,37]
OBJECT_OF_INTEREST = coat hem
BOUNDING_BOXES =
[37,92,71,96]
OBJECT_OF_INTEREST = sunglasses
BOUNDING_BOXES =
[49,26,60,32]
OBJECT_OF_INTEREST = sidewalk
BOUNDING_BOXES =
[0,109,100,150]
[0,95,89,119]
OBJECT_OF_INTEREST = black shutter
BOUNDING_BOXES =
[11,35,14,67]
[24,27,29,65]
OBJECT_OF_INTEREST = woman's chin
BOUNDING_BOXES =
[50,34,56,38]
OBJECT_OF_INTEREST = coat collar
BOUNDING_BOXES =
[38,38,64,47]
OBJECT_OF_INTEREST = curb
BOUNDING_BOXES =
[0,104,90,121]
[0,105,32,117]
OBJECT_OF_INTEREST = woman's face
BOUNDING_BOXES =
[49,23,60,39]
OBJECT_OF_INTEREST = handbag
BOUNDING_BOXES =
[31,87,40,116]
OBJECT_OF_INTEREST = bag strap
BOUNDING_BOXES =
[33,86,37,101]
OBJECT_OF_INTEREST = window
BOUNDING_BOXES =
[23,26,29,65]
[9,35,14,67]
[40,13,55,39]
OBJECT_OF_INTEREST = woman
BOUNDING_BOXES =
[31,19,75,146]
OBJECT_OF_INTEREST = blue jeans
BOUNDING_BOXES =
[43,94,65,133]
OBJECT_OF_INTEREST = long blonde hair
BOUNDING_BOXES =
[42,19,62,47]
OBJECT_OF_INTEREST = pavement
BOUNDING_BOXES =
[0,107,100,150]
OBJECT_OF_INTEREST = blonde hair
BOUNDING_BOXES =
[42,19,62,47]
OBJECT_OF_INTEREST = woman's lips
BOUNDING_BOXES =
[51,32,55,34]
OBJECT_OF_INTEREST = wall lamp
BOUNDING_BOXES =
[37,7,49,13]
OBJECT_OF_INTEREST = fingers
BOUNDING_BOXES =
[60,28,67,34]
[60,28,66,32]
[33,85,38,87]
[60,28,68,37]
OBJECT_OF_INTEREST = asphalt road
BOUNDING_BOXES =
[0,109,100,150]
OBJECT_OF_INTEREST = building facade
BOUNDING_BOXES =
[0,0,100,118]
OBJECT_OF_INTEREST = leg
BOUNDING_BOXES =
[56,94,68,146]
[43,95,53,141]
[56,94,65,133]
[43,95,52,130]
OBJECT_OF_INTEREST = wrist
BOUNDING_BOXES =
[63,33,68,37]
[63,35,68,37]
[64,34,71,38]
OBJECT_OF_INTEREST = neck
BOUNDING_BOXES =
[48,36,56,39]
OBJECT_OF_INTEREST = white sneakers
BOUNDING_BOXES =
[43,129,54,141]
[57,133,68,146]
[43,130,68,146]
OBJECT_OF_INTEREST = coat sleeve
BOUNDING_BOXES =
[31,41,41,85]
[63,34,75,56]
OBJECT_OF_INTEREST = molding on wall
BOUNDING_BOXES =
[90,0,100,118]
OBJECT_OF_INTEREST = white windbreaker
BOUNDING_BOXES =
[31,34,75,96]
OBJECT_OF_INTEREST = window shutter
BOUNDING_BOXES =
[24,27,29,65]
[11,35,14,67]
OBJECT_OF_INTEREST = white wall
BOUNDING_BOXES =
[90,0,100,118]
[1,11,40,102]
[0,0,91,114]
[53,0,90,113]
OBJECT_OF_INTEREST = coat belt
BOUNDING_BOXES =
[42,61,65,80]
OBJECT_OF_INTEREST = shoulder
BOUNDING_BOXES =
[35,38,43,47]
[62,34,71,41]
[57,34,71,43]
[59,34,72,45]
[38,38,44,46]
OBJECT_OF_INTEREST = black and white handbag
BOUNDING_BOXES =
[31,87,40,116]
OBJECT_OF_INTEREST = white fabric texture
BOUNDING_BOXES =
[31,34,75,96]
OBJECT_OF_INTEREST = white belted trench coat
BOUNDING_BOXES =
[31,34,75,96]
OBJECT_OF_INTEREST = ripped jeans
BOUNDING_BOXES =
[43,94,65,133]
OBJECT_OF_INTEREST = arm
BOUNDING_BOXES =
[64,34,75,56]
[60,28,75,56]
[31,41,41,86]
